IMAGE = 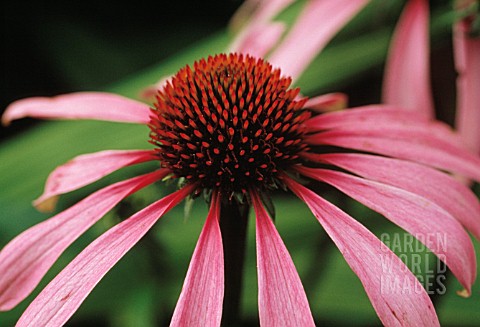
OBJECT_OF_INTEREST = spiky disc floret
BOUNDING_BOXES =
[149,53,310,195]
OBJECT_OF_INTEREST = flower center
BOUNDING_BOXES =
[149,53,310,195]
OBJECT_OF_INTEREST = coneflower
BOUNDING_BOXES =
[2,1,480,326]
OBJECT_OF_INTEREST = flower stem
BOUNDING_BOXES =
[220,199,249,326]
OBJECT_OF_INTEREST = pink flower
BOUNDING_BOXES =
[1,2,479,327]
[383,0,480,154]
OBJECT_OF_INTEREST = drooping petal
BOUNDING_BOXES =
[170,191,223,327]
[303,93,348,113]
[16,183,195,327]
[251,189,315,327]
[305,105,429,132]
[304,107,466,160]
[307,116,464,149]
[0,170,167,312]
[2,92,152,125]
[34,149,156,211]
[454,17,480,155]
[284,177,440,327]
[229,21,286,58]
[268,0,370,79]
[305,129,480,182]
[297,166,476,294]
[382,0,434,118]
[311,153,480,239]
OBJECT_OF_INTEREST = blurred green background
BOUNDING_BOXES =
[1,0,479,326]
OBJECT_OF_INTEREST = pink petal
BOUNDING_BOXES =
[229,21,286,58]
[16,183,195,327]
[454,18,480,155]
[0,170,167,311]
[382,0,434,118]
[268,0,369,79]
[303,93,348,113]
[251,190,315,327]
[313,153,480,239]
[305,105,429,131]
[305,105,466,151]
[170,191,224,327]
[297,166,476,294]
[284,177,440,327]
[34,149,156,211]
[305,129,480,182]
[307,115,465,149]
[2,92,152,125]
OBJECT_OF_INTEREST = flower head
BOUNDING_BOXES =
[150,53,308,196]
